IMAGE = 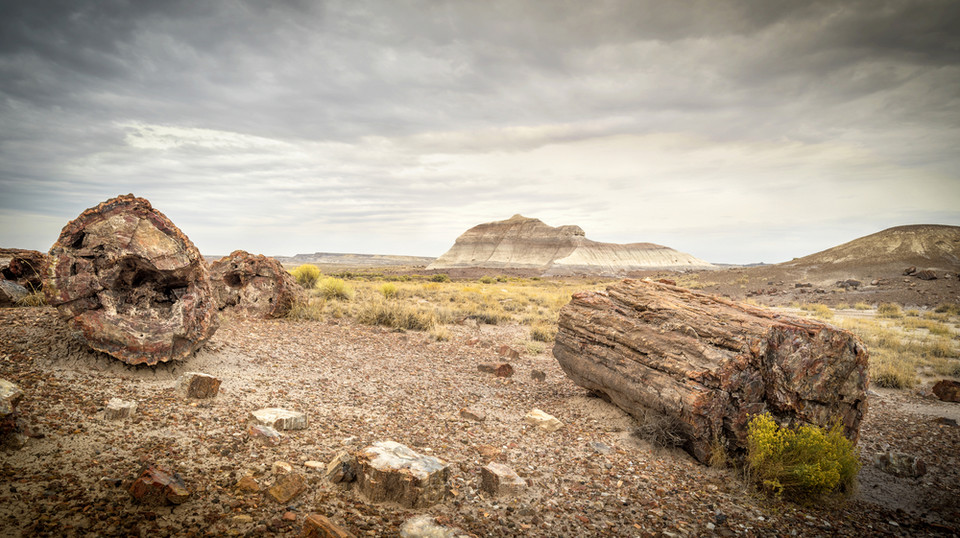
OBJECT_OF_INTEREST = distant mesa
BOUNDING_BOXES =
[427,214,714,276]
[781,224,960,274]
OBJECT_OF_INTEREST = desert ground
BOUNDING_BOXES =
[2,266,959,537]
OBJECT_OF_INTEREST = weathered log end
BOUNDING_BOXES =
[208,250,303,318]
[44,194,219,365]
[553,278,868,463]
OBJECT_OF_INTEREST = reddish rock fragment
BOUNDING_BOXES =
[209,250,304,318]
[932,380,960,403]
[129,464,190,504]
[268,472,306,503]
[175,372,221,399]
[498,345,520,360]
[459,407,486,422]
[43,194,218,365]
[914,269,938,280]
[302,513,355,538]
[236,476,260,493]
[248,424,283,446]
[0,248,48,291]
[0,379,24,446]
[478,363,514,377]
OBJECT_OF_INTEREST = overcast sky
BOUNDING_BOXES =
[1,0,958,264]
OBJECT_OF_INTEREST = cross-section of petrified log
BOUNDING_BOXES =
[0,248,48,291]
[208,250,303,318]
[553,279,869,463]
[43,194,218,365]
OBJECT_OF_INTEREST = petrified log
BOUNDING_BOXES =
[553,279,869,463]
[44,194,218,365]
[208,250,303,318]
[0,248,48,291]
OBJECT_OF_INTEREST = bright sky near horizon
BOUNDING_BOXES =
[1,1,958,264]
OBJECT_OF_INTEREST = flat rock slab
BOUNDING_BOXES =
[477,363,514,377]
[104,398,137,420]
[129,464,190,504]
[336,441,451,508]
[249,408,307,431]
[523,409,563,432]
[175,372,221,399]
[43,194,219,365]
[481,462,526,497]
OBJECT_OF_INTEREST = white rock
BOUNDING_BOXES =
[400,514,457,538]
[480,462,527,497]
[523,409,563,432]
[272,461,293,474]
[0,379,23,417]
[249,408,307,430]
[104,398,137,420]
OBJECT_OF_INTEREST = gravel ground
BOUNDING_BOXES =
[1,306,959,537]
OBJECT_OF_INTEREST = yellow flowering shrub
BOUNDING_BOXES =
[746,413,859,501]
[290,264,321,288]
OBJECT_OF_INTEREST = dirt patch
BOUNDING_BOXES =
[0,307,958,536]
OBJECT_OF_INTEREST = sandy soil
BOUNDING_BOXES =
[1,306,959,537]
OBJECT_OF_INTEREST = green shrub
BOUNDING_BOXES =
[286,300,325,321]
[290,264,321,288]
[379,282,399,299]
[934,303,960,315]
[479,276,495,284]
[853,302,871,310]
[746,413,859,501]
[429,273,450,283]
[318,277,355,300]
[356,299,436,331]
[878,303,902,318]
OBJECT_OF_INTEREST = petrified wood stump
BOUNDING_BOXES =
[0,248,48,291]
[44,194,218,365]
[208,250,303,318]
[553,279,869,463]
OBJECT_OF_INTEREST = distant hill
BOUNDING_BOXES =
[780,224,960,274]
[427,214,714,276]
[272,252,435,267]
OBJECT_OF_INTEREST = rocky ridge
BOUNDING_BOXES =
[428,215,714,276]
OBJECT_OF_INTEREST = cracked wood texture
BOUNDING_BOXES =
[553,279,869,463]
[209,250,303,318]
[44,194,218,365]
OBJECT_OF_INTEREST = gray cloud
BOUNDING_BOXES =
[1,0,958,263]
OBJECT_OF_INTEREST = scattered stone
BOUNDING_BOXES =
[459,407,486,422]
[325,452,358,484]
[231,515,254,524]
[914,269,938,280]
[175,372,221,399]
[480,462,526,497]
[236,476,260,493]
[874,451,927,478]
[870,279,881,286]
[304,461,325,470]
[268,472,306,503]
[932,380,960,403]
[465,337,480,346]
[208,250,304,318]
[43,194,219,365]
[355,441,450,508]
[523,409,563,432]
[498,345,520,360]
[400,514,457,538]
[590,441,614,455]
[0,280,29,307]
[103,398,137,420]
[248,424,283,445]
[249,408,308,430]
[302,513,355,538]
[282,511,297,522]
[903,266,917,276]
[656,278,677,286]
[272,461,294,474]
[475,444,501,460]
[129,464,190,504]
[933,417,958,427]
[0,379,24,446]
[530,370,546,382]
[795,282,813,288]
[477,363,514,377]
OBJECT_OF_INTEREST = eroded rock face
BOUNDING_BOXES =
[44,194,218,365]
[209,250,303,318]
[0,248,48,291]
[553,279,869,463]
[427,214,714,275]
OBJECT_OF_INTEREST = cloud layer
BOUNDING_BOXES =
[2,0,958,263]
